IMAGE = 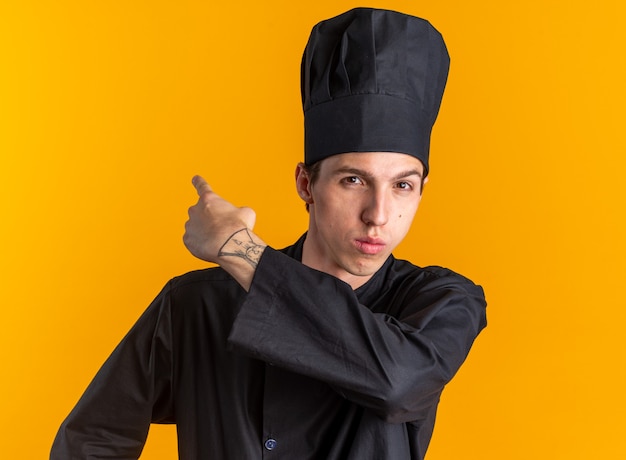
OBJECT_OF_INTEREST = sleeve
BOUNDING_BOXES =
[50,283,174,460]
[227,248,487,424]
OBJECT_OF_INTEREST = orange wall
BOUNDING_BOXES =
[1,1,625,458]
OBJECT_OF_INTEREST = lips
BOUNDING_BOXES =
[354,237,386,255]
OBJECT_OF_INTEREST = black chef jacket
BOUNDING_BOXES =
[51,235,487,459]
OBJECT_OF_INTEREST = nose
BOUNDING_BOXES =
[361,189,389,226]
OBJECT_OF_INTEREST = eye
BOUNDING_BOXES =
[342,176,363,185]
[395,181,413,190]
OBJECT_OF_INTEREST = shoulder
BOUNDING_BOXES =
[160,266,245,304]
[170,266,235,288]
[390,258,483,292]
[383,258,487,329]
[384,259,486,317]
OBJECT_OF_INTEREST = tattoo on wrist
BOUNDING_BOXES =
[218,228,266,268]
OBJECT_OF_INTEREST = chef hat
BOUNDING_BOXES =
[301,7,450,176]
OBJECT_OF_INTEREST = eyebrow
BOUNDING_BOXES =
[334,167,423,181]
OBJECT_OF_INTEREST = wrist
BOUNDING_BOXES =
[217,228,267,291]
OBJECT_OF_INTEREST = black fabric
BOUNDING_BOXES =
[301,8,450,175]
[51,235,486,459]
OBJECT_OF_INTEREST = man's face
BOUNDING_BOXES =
[296,151,425,288]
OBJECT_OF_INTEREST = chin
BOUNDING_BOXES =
[347,259,385,277]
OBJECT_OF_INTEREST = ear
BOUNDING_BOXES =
[295,163,314,204]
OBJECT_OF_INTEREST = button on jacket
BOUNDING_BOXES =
[51,235,487,459]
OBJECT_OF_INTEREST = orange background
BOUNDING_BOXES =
[1,1,625,458]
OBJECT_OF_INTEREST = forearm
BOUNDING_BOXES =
[51,287,174,458]
[228,248,486,423]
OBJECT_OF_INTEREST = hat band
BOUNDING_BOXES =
[304,93,431,175]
